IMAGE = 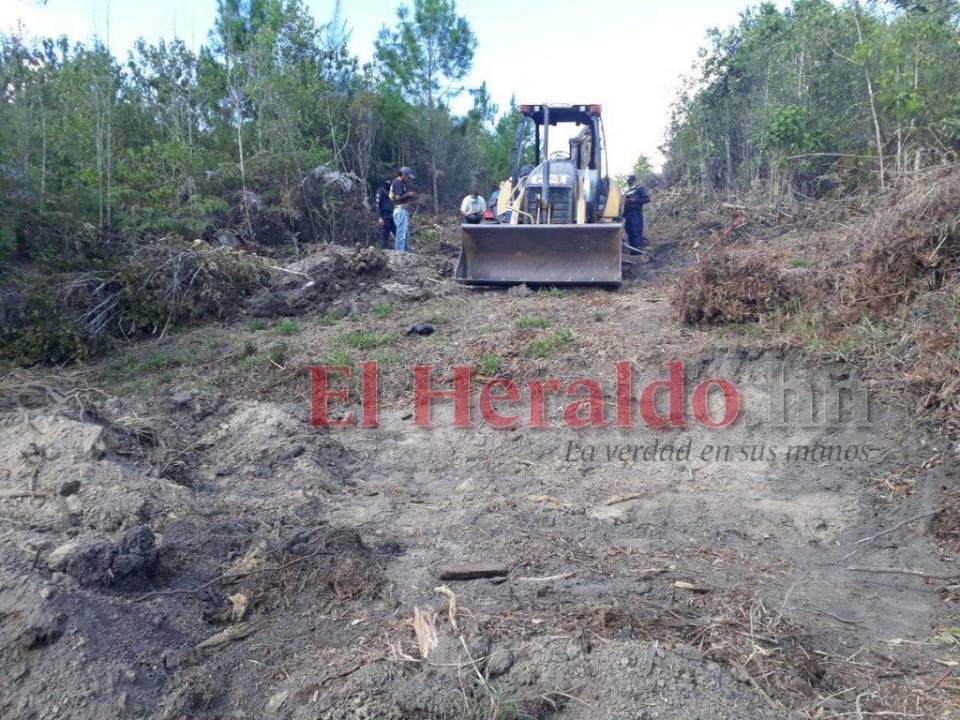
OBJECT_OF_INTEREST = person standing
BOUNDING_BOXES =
[374,179,395,249]
[622,174,651,253]
[460,189,486,224]
[390,167,417,252]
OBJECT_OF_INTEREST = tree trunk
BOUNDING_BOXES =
[852,2,885,191]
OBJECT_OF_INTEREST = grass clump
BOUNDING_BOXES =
[480,353,501,376]
[514,315,550,329]
[272,318,301,336]
[247,318,268,332]
[337,330,396,350]
[318,309,341,327]
[317,347,354,368]
[526,328,574,358]
[372,301,398,318]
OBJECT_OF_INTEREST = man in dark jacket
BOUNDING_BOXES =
[622,174,651,253]
[374,179,395,249]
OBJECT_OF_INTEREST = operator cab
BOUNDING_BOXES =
[510,104,609,224]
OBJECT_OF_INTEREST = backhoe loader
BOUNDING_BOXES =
[456,104,623,286]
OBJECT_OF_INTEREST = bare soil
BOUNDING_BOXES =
[1,229,958,719]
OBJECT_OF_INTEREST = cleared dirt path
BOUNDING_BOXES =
[1,241,957,719]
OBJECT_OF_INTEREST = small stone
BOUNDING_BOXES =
[160,649,182,670]
[39,586,54,600]
[58,480,82,497]
[267,690,289,714]
[47,525,157,586]
[506,284,534,297]
[485,649,514,679]
[17,608,64,649]
[171,391,195,406]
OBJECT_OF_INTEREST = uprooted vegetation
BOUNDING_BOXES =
[673,252,797,326]
[0,241,422,366]
[672,163,960,427]
[846,166,960,312]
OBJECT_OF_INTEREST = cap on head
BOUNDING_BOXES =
[399,166,415,179]
[627,174,637,184]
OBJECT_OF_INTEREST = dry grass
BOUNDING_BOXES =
[847,166,960,312]
[679,166,960,428]
[933,489,960,550]
[674,252,796,326]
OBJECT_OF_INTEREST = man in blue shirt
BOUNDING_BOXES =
[389,167,417,252]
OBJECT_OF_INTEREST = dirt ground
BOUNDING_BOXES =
[1,229,958,719]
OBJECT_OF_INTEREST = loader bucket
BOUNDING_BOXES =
[456,223,623,286]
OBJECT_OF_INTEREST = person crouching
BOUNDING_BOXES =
[460,189,486,225]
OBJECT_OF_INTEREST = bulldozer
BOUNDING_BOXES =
[456,103,623,286]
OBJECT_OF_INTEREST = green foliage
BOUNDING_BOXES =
[372,301,398,317]
[318,309,342,326]
[375,0,476,107]
[0,223,15,264]
[767,105,807,149]
[514,315,550,329]
[479,353,501,376]
[375,0,477,213]
[525,328,574,358]
[319,346,354,367]
[662,0,960,197]
[247,318,268,331]
[1,294,105,365]
[337,330,396,350]
[632,154,656,184]
[272,318,301,335]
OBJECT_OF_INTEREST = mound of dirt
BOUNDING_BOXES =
[321,634,777,719]
[244,244,448,319]
[0,393,381,720]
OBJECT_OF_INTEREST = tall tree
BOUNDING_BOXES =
[375,0,476,216]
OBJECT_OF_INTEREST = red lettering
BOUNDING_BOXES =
[310,366,353,427]
[528,379,562,428]
[615,361,634,427]
[564,379,606,429]
[479,379,520,429]
[413,366,474,428]
[692,379,741,428]
[639,361,685,429]
[360,361,379,428]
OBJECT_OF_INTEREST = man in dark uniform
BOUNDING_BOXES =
[622,174,651,253]
[374,179,395,249]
